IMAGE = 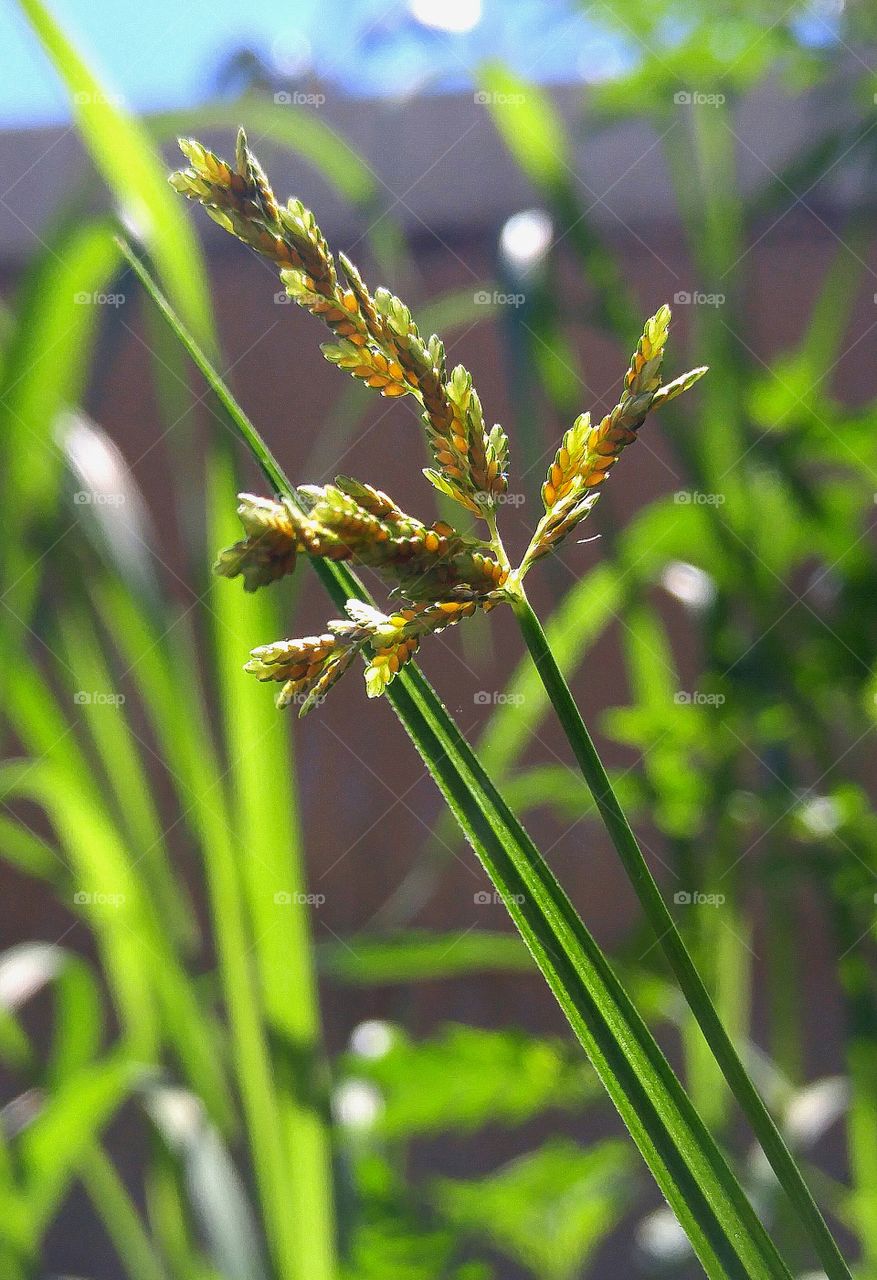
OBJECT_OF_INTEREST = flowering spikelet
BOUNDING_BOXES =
[214,484,508,604]
[323,279,510,513]
[333,254,509,511]
[319,338,410,396]
[171,133,509,517]
[331,476,409,522]
[247,598,485,712]
[171,130,370,345]
[422,365,509,516]
[360,599,480,697]
[523,307,706,570]
[245,625,369,713]
[295,483,508,600]
[170,132,279,242]
[214,493,300,591]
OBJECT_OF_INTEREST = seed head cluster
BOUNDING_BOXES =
[171,131,706,713]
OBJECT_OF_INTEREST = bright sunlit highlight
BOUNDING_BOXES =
[661,561,717,610]
[499,208,554,276]
[333,1079,383,1130]
[409,0,482,34]
[350,1019,395,1059]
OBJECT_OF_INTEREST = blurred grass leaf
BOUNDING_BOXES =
[17,0,212,344]
[434,1138,635,1280]
[19,1053,143,1235]
[145,1084,269,1280]
[0,217,119,627]
[207,443,337,1280]
[0,943,102,1087]
[343,1024,599,1137]
[317,930,532,983]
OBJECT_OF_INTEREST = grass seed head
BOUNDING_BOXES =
[173,135,706,715]
[524,306,707,571]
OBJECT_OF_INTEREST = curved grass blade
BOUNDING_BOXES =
[0,217,119,639]
[0,948,169,1280]
[83,578,315,1280]
[145,1082,268,1280]
[18,1052,143,1237]
[207,444,337,1280]
[317,930,532,983]
[16,0,212,346]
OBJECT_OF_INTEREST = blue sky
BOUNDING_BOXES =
[3,0,844,128]
[3,0,626,126]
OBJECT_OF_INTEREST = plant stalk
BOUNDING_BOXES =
[510,588,852,1280]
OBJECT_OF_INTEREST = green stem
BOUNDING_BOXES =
[511,588,852,1280]
[80,1145,170,1280]
[832,893,877,1278]
[485,507,512,575]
